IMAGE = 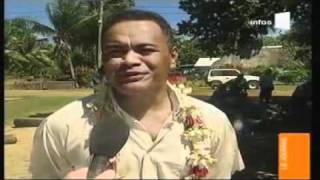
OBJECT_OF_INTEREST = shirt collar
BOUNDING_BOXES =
[107,82,183,127]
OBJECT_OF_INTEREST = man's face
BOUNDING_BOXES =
[102,20,177,96]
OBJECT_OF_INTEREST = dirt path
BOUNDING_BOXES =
[5,127,37,179]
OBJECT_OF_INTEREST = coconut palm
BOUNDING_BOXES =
[5,19,57,77]
[7,0,94,86]
[44,0,93,87]
[18,0,134,87]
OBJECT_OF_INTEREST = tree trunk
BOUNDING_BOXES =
[65,43,79,88]
[67,55,78,88]
[234,30,240,52]
[94,45,98,71]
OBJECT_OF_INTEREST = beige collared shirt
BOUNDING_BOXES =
[29,84,244,179]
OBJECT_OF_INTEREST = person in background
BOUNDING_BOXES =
[230,73,248,97]
[259,69,274,103]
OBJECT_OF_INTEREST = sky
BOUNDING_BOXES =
[5,0,54,27]
[5,0,288,35]
[4,0,189,29]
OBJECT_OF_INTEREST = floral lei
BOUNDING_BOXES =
[87,82,217,179]
[175,85,217,179]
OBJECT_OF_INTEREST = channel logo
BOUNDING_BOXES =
[274,12,290,30]
[249,12,291,30]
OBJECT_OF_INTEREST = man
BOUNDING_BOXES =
[230,73,248,97]
[30,10,244,179]
[259,69,274,103]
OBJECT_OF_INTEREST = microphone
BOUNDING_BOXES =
[87,114,130,179]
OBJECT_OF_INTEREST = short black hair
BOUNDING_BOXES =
[102,9,173,48]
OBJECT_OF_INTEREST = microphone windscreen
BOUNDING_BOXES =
[89,114,130,158]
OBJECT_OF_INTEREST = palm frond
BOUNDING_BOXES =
[9,17,55,35]
[68,12,98,32]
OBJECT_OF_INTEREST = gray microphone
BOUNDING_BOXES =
[87,114,130,179]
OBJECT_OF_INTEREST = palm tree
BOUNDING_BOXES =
[10,0,94,86]
[44,0,94,87]
[8,0,134,86]
[5,20,58,78]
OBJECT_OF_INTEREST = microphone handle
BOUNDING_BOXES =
[87,155,111,179]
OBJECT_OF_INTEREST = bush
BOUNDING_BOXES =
[277,68,310,83]
[55,74,72,81]
[75,66,95,87]
[246,65,269,76]
[185,80,209,88]
[246,64,310,83]
[221,63,244,72]
[41,66,63,80]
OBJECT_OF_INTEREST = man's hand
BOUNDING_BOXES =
[64,167,118,179]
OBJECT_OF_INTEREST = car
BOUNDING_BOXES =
[206,68,260,89]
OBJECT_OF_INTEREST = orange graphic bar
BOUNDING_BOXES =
[278,133,310,179]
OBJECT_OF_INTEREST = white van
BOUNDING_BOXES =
[206,69,260,89]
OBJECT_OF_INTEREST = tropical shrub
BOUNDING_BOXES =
[276,66,310,83]
[74,66,95,87]
[185,80,209,88]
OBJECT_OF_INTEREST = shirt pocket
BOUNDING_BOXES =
[157,156,189,178]
[156,146,190,178]
[115,143,141,178]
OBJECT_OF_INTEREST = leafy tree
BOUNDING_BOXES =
[280,40,311,68]
[279,0,311,67]
[66,0,134,71]
[173,34,207,66]
[178,0,286,58]
[281,0,311,45]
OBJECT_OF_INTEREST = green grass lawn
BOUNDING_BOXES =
[274,84,297,91]
[5,95,85,126]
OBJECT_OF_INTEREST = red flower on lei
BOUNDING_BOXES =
[189,166,209,178]
[181,106,215,179]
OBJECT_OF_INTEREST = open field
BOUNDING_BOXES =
[4,89,93,126]
[5,96,84,125]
